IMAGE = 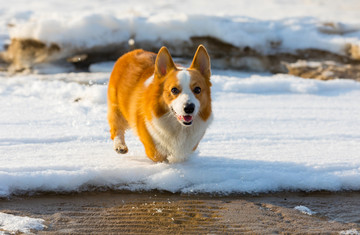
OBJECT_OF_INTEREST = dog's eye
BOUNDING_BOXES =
[193,87,201,94]
[171,87,180,95]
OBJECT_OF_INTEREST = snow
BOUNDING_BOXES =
[0,212,46,234]
[1,69,360,196]
[294,205,317,215]
[340,229,360,235]
[1,0,360,56]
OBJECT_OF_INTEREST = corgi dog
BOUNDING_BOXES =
[107,45,212,163]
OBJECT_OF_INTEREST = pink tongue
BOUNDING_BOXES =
[183,115,193,122]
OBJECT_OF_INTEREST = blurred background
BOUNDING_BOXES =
[0,0,360,80]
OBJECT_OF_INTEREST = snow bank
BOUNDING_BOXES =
[1,70,360,196]
[7,14,360,57]
[0,212,45,234]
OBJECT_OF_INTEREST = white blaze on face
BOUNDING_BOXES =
[171,70,199,117]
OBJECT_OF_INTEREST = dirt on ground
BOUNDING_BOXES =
[2,37,360,81]
[1,191,360,234]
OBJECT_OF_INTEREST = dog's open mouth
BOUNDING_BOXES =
[171,107,193,126]
[178,115,193,125]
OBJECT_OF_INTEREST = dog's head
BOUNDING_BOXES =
[154,45,212,126]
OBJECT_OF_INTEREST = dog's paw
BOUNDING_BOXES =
[166,154,187,163]
[113,136,128,154]
[115,145,128,154]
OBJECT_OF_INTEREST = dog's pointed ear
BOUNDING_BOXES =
[155,46,176,78]
[190,45,211,79]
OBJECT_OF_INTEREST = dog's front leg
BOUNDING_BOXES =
[137,122,167,162]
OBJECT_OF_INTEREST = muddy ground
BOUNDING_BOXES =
[1,191,360,234]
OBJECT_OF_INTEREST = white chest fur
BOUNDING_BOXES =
[146,114,212,163]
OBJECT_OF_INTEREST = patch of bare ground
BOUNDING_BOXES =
[1,191,359,234]
[0,39,62,72]
[286,60,360,81]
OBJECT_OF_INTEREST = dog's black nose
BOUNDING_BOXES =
[184,103,195,114]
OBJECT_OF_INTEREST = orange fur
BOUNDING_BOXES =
[107,45,212,162]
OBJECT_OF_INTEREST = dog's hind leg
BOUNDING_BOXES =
[108,104,129,154]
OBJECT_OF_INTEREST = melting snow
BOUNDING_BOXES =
[294,205,317,215]
[0,212,45,234]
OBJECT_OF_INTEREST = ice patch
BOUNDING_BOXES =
[0,212,46,234]
[294,205,317,215]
